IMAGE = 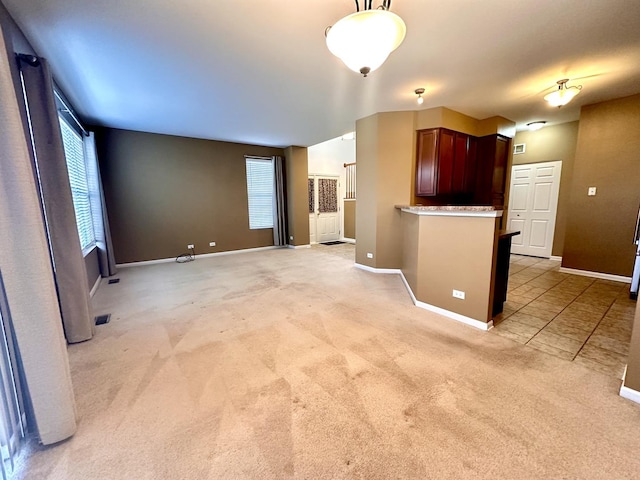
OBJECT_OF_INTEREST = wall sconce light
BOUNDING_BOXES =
[325,1,406,77]
[544,79,582,107]
[527,121,546,131]
[415,88,425,105]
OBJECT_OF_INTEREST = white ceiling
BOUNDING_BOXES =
[4,0,640,148]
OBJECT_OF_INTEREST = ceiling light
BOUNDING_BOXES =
[544,79,582,107]
[415,88,425,105]
[527,121,546,131]
[326,1,406,77]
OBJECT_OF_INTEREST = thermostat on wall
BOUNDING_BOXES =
[513,144,526,155]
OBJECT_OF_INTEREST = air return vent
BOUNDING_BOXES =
[94,314,111,326]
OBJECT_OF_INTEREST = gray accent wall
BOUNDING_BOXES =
[96,128,285,264]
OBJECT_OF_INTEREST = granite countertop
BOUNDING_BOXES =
[395,205,498,211]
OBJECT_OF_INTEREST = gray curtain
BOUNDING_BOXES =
[18,54,94,343]
[272,155,287,246]
[0,32,76,444]
[84,132,117,277]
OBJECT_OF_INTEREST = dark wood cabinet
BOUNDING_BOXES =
[416,128,473,197]
[474,134,511,207]
[416,128,509,206]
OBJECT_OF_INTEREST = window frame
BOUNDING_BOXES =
[245,157,275,230]
[57,114,96,256]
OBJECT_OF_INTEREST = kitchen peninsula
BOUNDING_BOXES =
[397,205,517,330]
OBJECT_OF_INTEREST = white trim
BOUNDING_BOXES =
[620,385,640,405]
[89,276,101,298]
[341,238,356,244]
[288,244,311,249]
[399,272,493,331]
[401,208,503,218]
[550,256,562,262]
[116,245,284,268]
[559,267,631,284]
[343,198,356,202]
[354,263,401,274]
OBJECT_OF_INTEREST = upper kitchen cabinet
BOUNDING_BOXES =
[415,128,474,197]
[474,134,511,207]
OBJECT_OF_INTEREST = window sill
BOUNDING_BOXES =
[82,243,97,258]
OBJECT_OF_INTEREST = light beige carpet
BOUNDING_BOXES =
[17,245,640,479]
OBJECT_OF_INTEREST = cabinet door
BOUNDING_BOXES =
[453,132,469,193]
[437,129,455,195]
[491,136,510,206]
[416,129,438,196]
[465,136,477,195]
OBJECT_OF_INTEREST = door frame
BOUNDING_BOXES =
[308,174,341,244]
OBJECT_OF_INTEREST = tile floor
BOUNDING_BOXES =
[492,254,636,378]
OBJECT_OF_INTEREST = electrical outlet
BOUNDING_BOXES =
[452,289,465,300]
[588,186,597,196]
[289,235,294,241]
[209,242,216,247]
[187,244,194,250]
[367,253,373,259]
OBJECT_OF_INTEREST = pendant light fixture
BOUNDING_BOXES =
[326,1,406,77]
[415,88,425,105]
[544,79,582,107]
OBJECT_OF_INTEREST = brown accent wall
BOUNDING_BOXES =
[343,199,356,239]
[562,95,640,276]
[97,128,284,264]
[355,112,415,268]
[401,213,499,323]
[512,121,579,257]
[284,146,310,246]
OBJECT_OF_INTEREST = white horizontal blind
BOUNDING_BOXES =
[58,116,95,251]
[245,157,274,229]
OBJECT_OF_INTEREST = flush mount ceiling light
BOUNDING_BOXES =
[326,1,406,77]
[527,121,546,131]
[415,88,425,105]
[544,79,582,107]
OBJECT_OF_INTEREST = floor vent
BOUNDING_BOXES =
[94,314,111,326]
[108,278,120,284]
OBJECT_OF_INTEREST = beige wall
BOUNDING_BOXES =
[355,112,415,268]
[98,128,284,263]
[284,146,310,246]
[402,213,499,323]
[512,121,579,256]
[562,94,640,276]
[344,200,356,239]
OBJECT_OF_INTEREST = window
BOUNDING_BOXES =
[245,157,274,229]
[58,116,95,252]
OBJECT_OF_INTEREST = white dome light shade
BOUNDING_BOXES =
[326,10,406,76]
[544,79,582,107]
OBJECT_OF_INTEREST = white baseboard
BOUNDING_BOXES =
[620,385,640,405]
[399,272,493,331]
[559,267,631,284]
[89,276,101,298]
[116,245,284,268]
[341,238,356,244]
[354,263,402,274]
[288,244,311,249]
[550,256,562,262]
[353,263,492,331]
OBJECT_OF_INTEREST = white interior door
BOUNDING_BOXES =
[309,175,340,243]
[507,161,562,258]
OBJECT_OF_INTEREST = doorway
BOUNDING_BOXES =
[308,175,340,244]
[507,161,562,258]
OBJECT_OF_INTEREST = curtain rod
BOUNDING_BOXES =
[54,90,88,136]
